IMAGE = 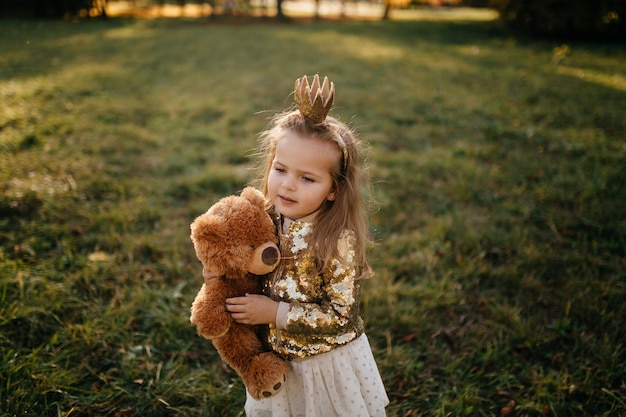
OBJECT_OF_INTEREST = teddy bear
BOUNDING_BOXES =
[189,186,289,400]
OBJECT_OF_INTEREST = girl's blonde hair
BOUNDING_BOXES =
[254,109,370,277]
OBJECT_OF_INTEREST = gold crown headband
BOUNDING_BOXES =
[294,74,348,173]
[294,74,334,124]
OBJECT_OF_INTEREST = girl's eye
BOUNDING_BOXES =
[302,176,314,183]
[275,167,286,173]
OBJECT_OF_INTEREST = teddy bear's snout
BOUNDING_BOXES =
[248,242,280,275]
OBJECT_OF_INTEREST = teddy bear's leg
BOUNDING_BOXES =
[213,324,289,400]
[247,351,290,399]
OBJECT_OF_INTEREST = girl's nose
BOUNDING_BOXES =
[282,176,296,191]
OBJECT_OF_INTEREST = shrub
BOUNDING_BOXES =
[490,0,626,40]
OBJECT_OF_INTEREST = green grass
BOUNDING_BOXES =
[1,10,625,417]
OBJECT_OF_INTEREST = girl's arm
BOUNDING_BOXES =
[282,230,361,336]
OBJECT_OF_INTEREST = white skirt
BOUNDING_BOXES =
[245,333,389,417]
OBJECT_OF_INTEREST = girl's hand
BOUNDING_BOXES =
[226,294,278,325]
[202,267,219,282]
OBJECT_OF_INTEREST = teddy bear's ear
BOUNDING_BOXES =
[240,186,265,208]
[190,215,225,244]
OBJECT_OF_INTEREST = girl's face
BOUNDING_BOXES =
[267,130,339,222]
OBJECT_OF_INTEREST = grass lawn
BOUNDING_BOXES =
[1,8,625,417]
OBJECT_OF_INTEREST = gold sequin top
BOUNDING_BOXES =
[263,220,364,360]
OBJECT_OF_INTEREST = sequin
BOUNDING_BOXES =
[265,220,365,360]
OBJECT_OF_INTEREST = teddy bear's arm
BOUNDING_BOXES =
[190,280,233,339]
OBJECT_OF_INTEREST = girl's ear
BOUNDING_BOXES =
[327,192,336,201]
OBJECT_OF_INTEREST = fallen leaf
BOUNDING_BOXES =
[399,333,417,343]
[114,408,134,417]
[88,251,111,262]
[501,399,515,416]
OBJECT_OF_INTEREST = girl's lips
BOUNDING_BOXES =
[279,195,296,204]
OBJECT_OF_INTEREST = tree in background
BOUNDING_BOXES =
[490,0,625,40]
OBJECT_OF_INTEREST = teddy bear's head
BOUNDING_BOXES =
[190,187,279,279]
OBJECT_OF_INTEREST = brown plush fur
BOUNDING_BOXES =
[189,187,289,399]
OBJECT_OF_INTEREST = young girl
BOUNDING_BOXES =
[224,74,389,417]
